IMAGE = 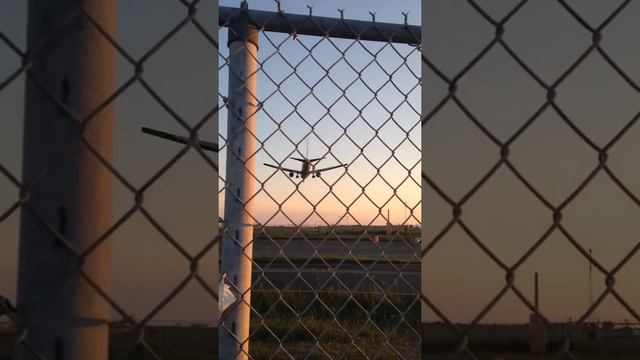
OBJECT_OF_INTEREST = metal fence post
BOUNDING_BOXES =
[17,1,115,359]
[219,2,259,359]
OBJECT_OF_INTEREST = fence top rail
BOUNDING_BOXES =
[219,5,421,45]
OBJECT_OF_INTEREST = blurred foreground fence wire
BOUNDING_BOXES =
[422,0,640,358]
[0,0,220,359]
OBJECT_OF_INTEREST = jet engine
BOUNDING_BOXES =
[289,172,294,177]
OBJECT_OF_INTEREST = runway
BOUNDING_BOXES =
[251,238,420,293]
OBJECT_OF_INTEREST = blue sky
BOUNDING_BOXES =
[218,0,422,227]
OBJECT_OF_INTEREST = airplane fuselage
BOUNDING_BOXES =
[300,160,312,180]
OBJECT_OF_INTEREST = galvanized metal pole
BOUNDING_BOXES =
[218,6,421,45]
[219,2,259,359]
[588,248,593,323]
[529,272,545,355]
[17,1,115,359]
[534,272,539,312]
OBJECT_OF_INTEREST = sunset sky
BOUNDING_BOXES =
[0,0,221,324]
[423,0,640,324]
[218,0,422,228]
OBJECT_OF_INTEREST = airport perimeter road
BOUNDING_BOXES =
[251,261,420,293]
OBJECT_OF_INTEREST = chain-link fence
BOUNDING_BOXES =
[1,1,220,359]
[423,1,640,358]
[0,1,421,359]
[217,2,421,359]
[8,0,640,359]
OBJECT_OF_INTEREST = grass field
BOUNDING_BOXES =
[422,328,640,360]
[253,225,421,242]
[248,289,420,359]
[5,322,640,359]
[0,290,420,359]
[1,226,421,359]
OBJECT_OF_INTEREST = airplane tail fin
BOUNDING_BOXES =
[290,157,323,163]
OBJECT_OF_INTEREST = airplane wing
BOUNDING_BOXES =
[263,163,303,174]
[314,164,347,172]
[141,127,218,152]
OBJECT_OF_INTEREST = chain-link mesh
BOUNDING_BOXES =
[423,1,640,358]
[0,1,220,359]
[0,1,421,359]
[217,2,421,359]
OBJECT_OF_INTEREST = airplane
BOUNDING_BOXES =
[264,157,346,181]
[142,127,345,180]
[140,127,218,152]
[264,147,347,181]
